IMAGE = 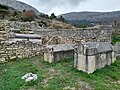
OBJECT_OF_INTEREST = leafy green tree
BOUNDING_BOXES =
[50,13,56,20]
[23,9,26,12]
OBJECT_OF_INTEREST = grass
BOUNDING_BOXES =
[112,34,120,44]
[0,56,120,90]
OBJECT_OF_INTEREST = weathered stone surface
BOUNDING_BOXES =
[44,44,75,63]
[34,28,113,40]
[0,41,42,63]
[74,42,116,74]
[1,20,114,44]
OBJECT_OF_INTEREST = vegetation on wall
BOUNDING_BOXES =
[112,35,120,44]
[112,22,120,45]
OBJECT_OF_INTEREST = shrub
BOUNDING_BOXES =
[20,16,34,22]
[0,4,8,10]
[9,17,18,21]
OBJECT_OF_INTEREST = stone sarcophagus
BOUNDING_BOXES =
[74,42,116,74]
[44,44,75,63]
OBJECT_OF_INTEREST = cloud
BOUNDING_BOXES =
[18,0,87,15]
[18,0,120,15]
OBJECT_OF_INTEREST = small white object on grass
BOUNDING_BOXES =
[21,73,38,82]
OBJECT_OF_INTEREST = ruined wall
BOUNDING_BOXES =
[0,20,9,41]
[0,42,42,63]
[9,21,42,30]
[34,28,113,42]
[2,21,114,43]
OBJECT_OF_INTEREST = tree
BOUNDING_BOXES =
[49,13,56,20]
[23,9,26,12]
[13,11,18,16]
[0,4,8,10]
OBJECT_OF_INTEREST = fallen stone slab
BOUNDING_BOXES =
[21,73,38,82]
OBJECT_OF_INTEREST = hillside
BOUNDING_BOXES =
[0,0,41,15]
[0,4,19,19]
[61,11,120,26]
[0,2,75,30]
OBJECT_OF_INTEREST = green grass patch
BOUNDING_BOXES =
[112,35,120,44]
[0,56,120,90]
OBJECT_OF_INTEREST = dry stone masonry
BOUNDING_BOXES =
[0,20,117,74]
[0,41,42,63]
[9,21,42,31]
[34,26,113,42]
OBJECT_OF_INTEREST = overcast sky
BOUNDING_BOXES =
[18,0,120,15]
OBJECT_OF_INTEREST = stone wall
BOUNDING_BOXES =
[2,21,114,43]
[0,41,42,63]
[9,21,42,30]
[34,28,113,42]
[4,20,113,41]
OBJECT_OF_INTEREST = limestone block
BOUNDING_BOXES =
[10,56,17,60]
[77,54,86,72]
[88,56,96,74]
[44,53,49,62]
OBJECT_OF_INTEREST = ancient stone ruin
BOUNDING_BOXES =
[44,44,75,63]
[74,42,116,74]
[0,20,118,74]
[0,41,42,63]
[9,32,42,44]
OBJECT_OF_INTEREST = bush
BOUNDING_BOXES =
[49,13,56,20]
[20,16,34,22]
[79,24,88,28]
[0,4,8,10]
[112,35,120,44]
[9,17,18,21]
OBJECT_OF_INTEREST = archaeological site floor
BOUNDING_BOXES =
[0,56,120,90]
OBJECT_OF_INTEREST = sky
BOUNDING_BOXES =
[18,0,120,15]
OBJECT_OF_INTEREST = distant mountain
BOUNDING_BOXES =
[61,11,120,26]
[0,0,41,15]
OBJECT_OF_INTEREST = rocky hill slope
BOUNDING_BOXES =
[0,3,75,29]
[61,11,120,25]
[0,0,41,14]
